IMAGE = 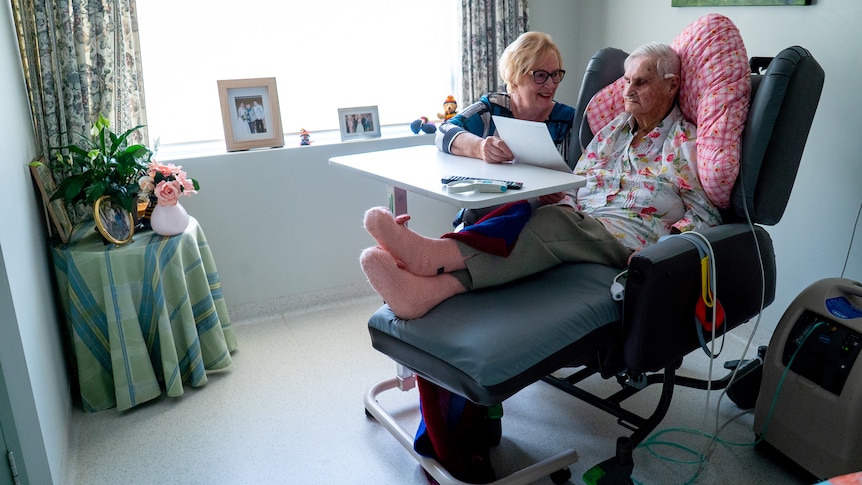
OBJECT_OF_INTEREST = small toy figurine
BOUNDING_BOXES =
[299,128,311,146]
[437,95,458,122]
[410,116,436,134]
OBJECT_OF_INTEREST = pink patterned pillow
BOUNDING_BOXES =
[584,77,625,136]
[584,14,751,209]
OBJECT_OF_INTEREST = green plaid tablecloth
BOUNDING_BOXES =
[52,217,237,412]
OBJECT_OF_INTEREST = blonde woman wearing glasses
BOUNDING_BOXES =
[436,31,573,165]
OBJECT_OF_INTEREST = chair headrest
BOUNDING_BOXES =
[731,46,824,225]
[570,48,629,166]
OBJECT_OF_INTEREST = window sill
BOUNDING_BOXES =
[156,124,437,161]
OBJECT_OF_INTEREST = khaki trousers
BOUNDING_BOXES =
[451,205,631,291]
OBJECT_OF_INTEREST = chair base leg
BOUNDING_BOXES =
[582,437,635,485]
[364,376,579,485]
[542,364,678,484]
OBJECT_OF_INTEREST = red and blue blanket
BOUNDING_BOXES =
[441,201,532,257]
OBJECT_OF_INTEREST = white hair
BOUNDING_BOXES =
[624,42,681,79]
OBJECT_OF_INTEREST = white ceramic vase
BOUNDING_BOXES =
[150,201,189,236]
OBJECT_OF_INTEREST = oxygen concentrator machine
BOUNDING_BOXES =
[753,278,862,479]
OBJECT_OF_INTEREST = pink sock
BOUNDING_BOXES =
[360,247,466,320]
[363,207,466,276]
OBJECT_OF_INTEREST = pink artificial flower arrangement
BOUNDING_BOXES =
[138,162,200,206]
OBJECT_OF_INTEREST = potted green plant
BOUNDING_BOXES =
[47,114,154,216]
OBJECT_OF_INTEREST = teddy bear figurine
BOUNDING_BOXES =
[299,128,312,146]
[437,95,458,122]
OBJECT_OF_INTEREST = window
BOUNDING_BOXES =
[136,1,460,146]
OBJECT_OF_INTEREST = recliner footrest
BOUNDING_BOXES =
[368,263,624,406]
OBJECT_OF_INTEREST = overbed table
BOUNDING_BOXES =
[51,217,237,412]
[329,144,585,215]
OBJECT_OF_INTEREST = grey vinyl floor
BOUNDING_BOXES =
[66,294,820,485]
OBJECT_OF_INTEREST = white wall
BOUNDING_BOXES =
[0,3,70,484]
[2,1,860,483]
[530,1,610,107]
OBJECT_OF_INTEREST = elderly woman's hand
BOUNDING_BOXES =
[479,136,515,163]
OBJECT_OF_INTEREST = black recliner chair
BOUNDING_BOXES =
[363,45,825,485]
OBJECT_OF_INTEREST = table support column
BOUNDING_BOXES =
[388,186,408,217]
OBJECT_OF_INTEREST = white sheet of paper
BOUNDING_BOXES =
[491,115,572,173]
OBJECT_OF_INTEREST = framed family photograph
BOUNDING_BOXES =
[94,195,134,246]
[29,161,73,243]
[338,105,381,141]
[218,77,284,151]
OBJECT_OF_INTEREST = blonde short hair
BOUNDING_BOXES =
[498,32,563,90]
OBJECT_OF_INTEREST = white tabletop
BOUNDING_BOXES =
[329,145,585,209]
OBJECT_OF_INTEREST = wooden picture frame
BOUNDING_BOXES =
[673,0,809,5]
[29,161,73,243]
[338,106,381,141]
[94,195,134,246]
[218,77,284,151]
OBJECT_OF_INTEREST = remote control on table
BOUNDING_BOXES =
[441,175,523,190]
[446,180,508,193]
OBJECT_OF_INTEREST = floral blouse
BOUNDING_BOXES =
[568,106,722,251]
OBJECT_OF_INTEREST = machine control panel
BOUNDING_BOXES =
[783,310,862,395]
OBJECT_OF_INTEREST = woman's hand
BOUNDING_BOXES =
[479,136,514,163]
[536,192,566,205]
[450,132,514,163]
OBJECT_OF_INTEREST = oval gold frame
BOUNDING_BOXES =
[93,195,135,246]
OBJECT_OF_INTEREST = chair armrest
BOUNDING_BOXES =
[621,223,776,373]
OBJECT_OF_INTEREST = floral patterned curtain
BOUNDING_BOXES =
[11,0,148,161]
[460,0,529,105]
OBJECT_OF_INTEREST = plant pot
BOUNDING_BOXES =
[150,201,189,236]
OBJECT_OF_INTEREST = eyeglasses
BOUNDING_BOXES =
[529,69,566,84]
